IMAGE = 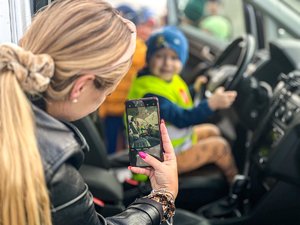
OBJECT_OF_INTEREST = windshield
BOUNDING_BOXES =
[174,0,246,43]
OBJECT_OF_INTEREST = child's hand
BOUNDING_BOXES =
[208,87,237,110]
[194,76,208,93]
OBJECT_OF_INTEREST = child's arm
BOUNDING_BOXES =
[144,94,214,128]
[208,87,237,110]
[188,76,208,99]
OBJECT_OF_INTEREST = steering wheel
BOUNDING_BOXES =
[205,35,256,95]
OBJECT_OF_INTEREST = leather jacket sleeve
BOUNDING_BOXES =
[50,162,163,225]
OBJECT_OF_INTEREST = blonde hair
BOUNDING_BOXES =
[21,0,133,101]
[0,0,134,225]
[0,44,54,225]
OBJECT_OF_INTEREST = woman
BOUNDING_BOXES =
[0,1,178,225]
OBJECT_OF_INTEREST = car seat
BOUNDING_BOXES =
[72,115,229,213]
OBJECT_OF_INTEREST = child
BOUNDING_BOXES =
[127,26,237,182]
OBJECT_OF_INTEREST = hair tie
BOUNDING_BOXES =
[0,43,55,94]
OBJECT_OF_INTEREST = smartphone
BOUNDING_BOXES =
[125,97,164,167]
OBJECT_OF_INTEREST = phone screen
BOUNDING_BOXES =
[125,97,164,167]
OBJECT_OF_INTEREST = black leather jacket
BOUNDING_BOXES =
[33,105,163,225]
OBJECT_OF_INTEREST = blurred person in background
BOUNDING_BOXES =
[200,0,232,40]
[136,7,158,41]
[183,0,232,40]
[183,0,206,26]
[99,4,157,154]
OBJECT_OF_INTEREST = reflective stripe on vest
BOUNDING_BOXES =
[167,124,193,153]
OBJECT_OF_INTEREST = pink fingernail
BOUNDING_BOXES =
[161,119,165,124]
[138,151,147,159]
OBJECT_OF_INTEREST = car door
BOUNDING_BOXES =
[0,0,32,43]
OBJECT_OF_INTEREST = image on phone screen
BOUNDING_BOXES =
[126,98,163,167]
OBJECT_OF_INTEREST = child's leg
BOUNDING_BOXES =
[176,136,237,183]
[194,123,221,140]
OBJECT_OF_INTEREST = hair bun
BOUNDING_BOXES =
[0,43,54,94]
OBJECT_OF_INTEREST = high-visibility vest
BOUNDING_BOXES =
[127,74,196,153]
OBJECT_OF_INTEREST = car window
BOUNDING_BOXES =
[176,0,246,42]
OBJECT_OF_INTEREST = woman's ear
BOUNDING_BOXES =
[69,74,95,102]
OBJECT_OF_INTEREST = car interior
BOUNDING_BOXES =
[71,0,300,224]
[10,0,300,224]
[72,33,300,225]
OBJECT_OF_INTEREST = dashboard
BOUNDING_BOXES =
[229,39,300,190]
[253,40,300,87]
[253,71,300,189]
[233,39,300,130]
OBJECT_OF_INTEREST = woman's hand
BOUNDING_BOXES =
[208,87,237,110]
[128,120,178,198]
